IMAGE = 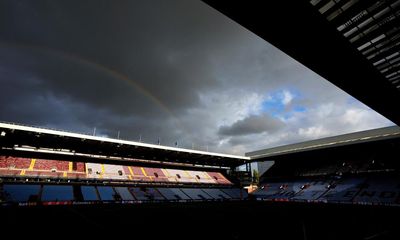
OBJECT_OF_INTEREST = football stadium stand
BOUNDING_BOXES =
[248,126,400,207]
[0,156,233,184]
[0,122,248,207]
[0,155,249,204]
[4,125,398,208]
[2,0,400,238]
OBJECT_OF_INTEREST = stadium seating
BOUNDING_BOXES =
[0,156,232,186]
[142,167,169,182]
[291,180,331,201]
[157,188,185,200]
[207,172,232,184]
[114,187,135,201]
[252,176,400,206]
[2,184,41,202]
[221,188,248,199]
[201,188,231,200]
[180,188,211,200]
[0,155,243,205]
[186,170,216,184]
[163,169,193,183]
[66,173,87,179]
[251,152,400,207]
[33,159,69,171]
[5,155,399,206]
[254,180,309,200]
[97,186,117,201]
[318,178,366,203]
[86,163,104,178]
[25,171,64,178]
[161,188,191,200]
[143,188,165,200]
[252,182,285,200]
[0,157,88,180]
[81,186,99,201]
[353,177,400,205]
[102,164,129,180]
[0,156,31,169]
[74,162,85,172]
[0,169,21,177]
[0,183,245,204]
[41,185,74,202]
[255,179,351,202]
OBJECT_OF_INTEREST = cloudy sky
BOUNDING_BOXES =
[0,0,394,155]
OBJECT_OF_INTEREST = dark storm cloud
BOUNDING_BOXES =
[218,114,284,136]
[0,0,250,144]
[0,0,392,155]
[0,0,241,114]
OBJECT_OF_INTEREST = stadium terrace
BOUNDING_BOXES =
[2,0,400,239]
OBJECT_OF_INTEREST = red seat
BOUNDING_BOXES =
[207,172,232,185]
[0,157,31,169]
[34,160,69,171]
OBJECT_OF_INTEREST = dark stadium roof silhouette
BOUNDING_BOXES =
[203,0,400,126]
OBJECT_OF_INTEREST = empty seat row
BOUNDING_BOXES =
[1,184,247,203]
[0,156,232,185]
[253,177,400,205]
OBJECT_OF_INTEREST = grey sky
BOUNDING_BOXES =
[0,0,394,155]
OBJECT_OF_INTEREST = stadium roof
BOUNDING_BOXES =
[0,122,249,170]
[203,0,400,126]
[246,125,400,161]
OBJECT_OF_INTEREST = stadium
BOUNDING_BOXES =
[1,0,400,239]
